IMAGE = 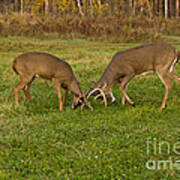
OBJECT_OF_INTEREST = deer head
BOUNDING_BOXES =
[72,94,93,111]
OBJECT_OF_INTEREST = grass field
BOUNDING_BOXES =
[0,36,180,179]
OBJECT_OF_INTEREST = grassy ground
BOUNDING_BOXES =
[0,36,180,179]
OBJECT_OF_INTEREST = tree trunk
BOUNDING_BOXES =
[132,0,136,16]
[157,0,160,16]
[90,0,93,16]
[169,0,174,17]
[140,2,144,17]
[159,0,164,17]
[45,0,49,14]
[129,0,133,17]
[77,0,84,16]
[153,0,158,16]
[164,0,168,18]
[176,0,179,17]
[52,0,57,16]
[14,0,18,12]
[20,0,23,15]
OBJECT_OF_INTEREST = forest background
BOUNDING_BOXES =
[0,0,180,42]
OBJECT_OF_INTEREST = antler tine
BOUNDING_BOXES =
[94,93,103,100]
[87,88,107,107]
[87,103,93,111]
[81,96,93,111]
[99,89,107,107]
[81,103,93,111]
[87,88,98,99]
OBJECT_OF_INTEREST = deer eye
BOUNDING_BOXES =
[79,97,84,103]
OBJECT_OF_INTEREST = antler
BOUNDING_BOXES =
[94,93,103,100]
[81,96,93,111]
[87,88,107,107]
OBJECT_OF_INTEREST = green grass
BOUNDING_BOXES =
[0,36,180,179]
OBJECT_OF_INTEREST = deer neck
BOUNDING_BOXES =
[69,79,83,97]
[97,68,116,90]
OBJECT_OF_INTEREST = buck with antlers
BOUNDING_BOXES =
[12,52,93,111]
[87,44,180,110]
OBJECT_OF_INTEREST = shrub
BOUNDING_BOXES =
[0,13,180,42]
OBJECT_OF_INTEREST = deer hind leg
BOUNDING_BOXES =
[157,70,172,110]
[14,75,34,106]
[54,80,63,111]
[169,69,180,86]
[120,74,135,106]
[23,76,35,103]
[121,84,128,105]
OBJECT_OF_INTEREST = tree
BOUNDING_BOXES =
[45,0,49,14]
[176,0,179,17]
[165,0,168,18]
[76,0,83,15]
[129,0,133,16]
[20,0,24,15]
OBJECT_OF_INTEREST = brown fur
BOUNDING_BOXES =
[13,52,85,111]
[88,44,180,110]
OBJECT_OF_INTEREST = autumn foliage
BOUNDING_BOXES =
[0,0,180,42]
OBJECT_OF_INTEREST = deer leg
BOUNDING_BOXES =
[23,76,35,103]
[54,81,63,111]
[169,70,180,85]
[14,81,26,106]
[121,84,128,105]
[109,91,116,103]
[120,74,135,105]
[119,85,134,106]
[157,71,172,110]
[62,89,68,106]
[14,76,33,106]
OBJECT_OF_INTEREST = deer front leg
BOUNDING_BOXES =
[109,91,116,103]
[62,89,68,106]
[119,85,135,106]
[119,74,135,106]
[54,81,63,111]
[121,84,128,105]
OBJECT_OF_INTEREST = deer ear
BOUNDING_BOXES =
[91,81,97,87]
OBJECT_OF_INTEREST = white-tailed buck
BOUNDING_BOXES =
[87,44,180,110]
[12,52,93,111]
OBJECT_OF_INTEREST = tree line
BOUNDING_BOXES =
[0,0,179,18]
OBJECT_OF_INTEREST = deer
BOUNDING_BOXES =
[12,52,93,111]
[86,44,180,110]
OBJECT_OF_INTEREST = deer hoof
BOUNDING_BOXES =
[159,106,165,111]
[132,103,136,107]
